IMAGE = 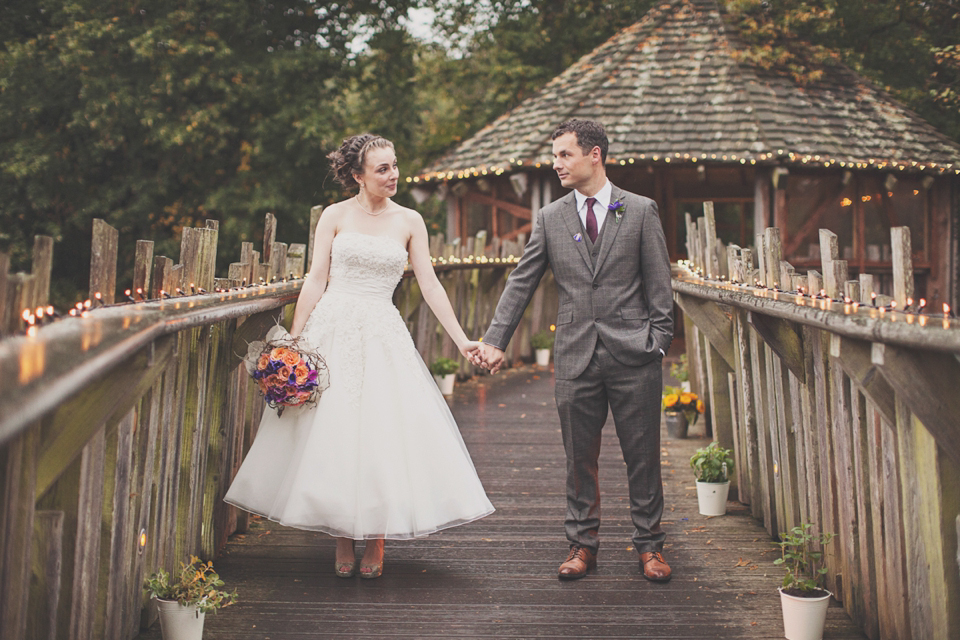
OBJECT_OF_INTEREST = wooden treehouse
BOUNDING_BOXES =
[413,0,960,308]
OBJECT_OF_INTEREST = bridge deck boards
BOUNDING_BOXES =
[137,363,865,639]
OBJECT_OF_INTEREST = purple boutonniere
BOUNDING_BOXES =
[609,200,626,222]
[573,232,583,243]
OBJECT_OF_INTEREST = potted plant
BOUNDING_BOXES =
[430,357,459,395]
[530,329,555,367]
[662,387,704,438]
[144,556,237,640]
[670,353,691,392]
[775,523,836,640]
[689,441,733,516]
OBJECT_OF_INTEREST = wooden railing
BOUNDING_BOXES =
[0,213,554,640]
[677,205,960,640]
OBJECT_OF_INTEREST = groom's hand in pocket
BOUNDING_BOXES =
[479,343,505,374]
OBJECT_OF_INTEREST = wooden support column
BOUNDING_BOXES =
[27,509,63,640]
[894,400,960,640]
[872,343,960,467]
[673,293,735,369]
[733,312,762,514]
[748,326,777,536]
[704,344,736,491]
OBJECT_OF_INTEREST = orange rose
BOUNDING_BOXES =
[258,354,270,370]
[270,347,287,361]
[282,350,300,366]
[266,374,282,387]
[278,365,292,379]
[295,364,309,383]
[696,399,705,413]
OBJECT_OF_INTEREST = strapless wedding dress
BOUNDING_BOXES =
[224,231,494,539]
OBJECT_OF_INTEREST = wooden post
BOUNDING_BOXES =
[90,219,118,304]
[764,228,783,290]
[31,235,54,307]
[890,226,914,308]
[263,213,277,264]
[133,240,154,300]
[308,206,323,270]
[819,229,840,299]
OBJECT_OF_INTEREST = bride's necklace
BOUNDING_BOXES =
[355,194,389,216]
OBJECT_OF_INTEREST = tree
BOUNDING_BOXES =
[0,0,418,306]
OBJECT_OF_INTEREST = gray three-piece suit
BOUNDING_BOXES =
[483,183,674,554]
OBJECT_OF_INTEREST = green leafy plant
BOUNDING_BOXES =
[669,353,689,383]
[429,357,459,376]
[689,441,734,483]
[530,329,555,350]
[774,523,836,596]
[144,556,237,614]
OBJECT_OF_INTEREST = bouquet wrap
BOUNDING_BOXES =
[243,325,330,415]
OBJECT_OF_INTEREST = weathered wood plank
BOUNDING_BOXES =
[848,385,879,639]
[747,312,805,383]
[0,423,40,640]
[872,343,960,466]
[830,360,859,614]
[674,294,735,369]
[133,240,155,300]
[748,327,776,536]
[27,509,63,640]
[90,219,118,304]
[31,235,54,307]
[890,226,914,308]
[69,427,106,640]
[828,336,895,425]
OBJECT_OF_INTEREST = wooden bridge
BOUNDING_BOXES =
[0,207,957,639]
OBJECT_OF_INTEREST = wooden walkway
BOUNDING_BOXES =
[137,360,865,640]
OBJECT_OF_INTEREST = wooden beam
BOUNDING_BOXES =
[463,192,532,220]
[872,343,960,467]
[673,293,735,369]
[746,312,805,383]
[229,308,284,369]
[828,335,895,424]
[35,337,176,497]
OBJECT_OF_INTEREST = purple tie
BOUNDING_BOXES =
[585,197,598,243]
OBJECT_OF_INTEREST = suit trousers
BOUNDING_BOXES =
[554,337,665,554]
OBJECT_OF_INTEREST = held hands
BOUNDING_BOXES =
[477,342,505,374]
[460,340,485,367]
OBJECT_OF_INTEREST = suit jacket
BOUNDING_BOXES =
[483,184,674,380]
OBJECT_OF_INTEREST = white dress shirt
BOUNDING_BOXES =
[574,180,612,235]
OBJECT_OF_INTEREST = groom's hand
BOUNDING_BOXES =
[479,343,505,374]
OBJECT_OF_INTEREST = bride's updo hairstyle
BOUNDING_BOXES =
[327,133,394,190]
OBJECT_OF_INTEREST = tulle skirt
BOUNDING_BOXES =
[224,288,494,539]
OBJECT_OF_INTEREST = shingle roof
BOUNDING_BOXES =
[415,0,960,182]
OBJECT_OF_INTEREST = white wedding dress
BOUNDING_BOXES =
[225,231,494,539]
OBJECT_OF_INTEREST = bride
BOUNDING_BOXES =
[224,133,495,579]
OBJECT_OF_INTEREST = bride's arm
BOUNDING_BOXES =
[406,212,478,358]
[290,207,339,338]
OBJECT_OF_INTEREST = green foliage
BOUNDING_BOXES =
[0,0,418,307]
[669,354,689,383]
[722,0,960,141]
[144,556,237,614]
[530,329,554,350]
[689,441,733,484]
[774,523,836,594]
[429,356,459,376]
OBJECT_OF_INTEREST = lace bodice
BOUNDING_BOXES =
[325,231,407,299]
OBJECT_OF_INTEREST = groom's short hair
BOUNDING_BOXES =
[552,119,608,163]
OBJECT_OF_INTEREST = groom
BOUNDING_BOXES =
[478,119,674,581]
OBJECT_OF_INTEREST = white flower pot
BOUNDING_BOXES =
[695,480,729,516]
[680,381,691,392]
[779,587,831,640]
[434,373,456,396]
[535,348,551,366]
[156,599,205,640]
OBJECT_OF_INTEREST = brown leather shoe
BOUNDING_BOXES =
[639,551,672,582]
[558,545,597,580]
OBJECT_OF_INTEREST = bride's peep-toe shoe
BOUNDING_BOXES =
[359,559,383,579]
[335,541,357,578]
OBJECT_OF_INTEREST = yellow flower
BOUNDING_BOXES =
[679,393,694,405]
[663,394,679,408]
[696,399,705,413]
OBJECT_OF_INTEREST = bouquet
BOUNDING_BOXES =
[243,325,330,415]
[662,386,705,425]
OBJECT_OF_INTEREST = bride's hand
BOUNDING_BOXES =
[460,340,484,365]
